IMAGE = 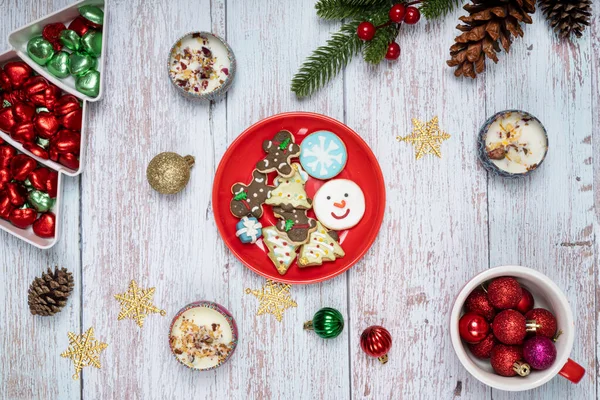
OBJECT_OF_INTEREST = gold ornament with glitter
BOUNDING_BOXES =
[114,280,166,328]
[397,116,451,159]
[146,152,195,194]
[245,279,297,322]
[60,327,108,380]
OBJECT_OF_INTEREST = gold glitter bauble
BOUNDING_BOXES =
[146,152,195,194]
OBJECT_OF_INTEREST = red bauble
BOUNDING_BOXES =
[515,287,534,314]
[468,333,497,359]
[458,312,489,344]
[490,344,525,377]
[385,42,401,60]
[525,308,557,338]
[360,325,392,363]
[33,212,56,238]
[357,22,376,41]
[464,288,496,321]
[487,277,522,309]
[389,4,406,23]
[492,309,526,345]
[403,6,421,24]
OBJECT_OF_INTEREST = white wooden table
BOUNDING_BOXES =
[1,0,598,399]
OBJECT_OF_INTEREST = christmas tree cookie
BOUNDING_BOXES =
[262,226,298,275]
[298,222,345,267]
[265,163,311,209]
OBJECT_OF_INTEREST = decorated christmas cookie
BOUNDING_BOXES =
[262,226,298,275]
[256,130,301,178]
[313,179,365,230]
[299,130,347,179]
[265,163,312,209]
[273,206,318,245]
[230,170,273,219]
[298,222,345,267]
[235,216,262,244]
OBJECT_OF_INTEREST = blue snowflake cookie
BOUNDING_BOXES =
[299,131,347,179]
[235,216,263,244]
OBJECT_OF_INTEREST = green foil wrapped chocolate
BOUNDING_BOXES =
[28,190,55,212]
[27,36,55,66]
[59,29,81,51]
[36,137,50,149]
[79,5,104,26]
[69,51,96,76]
[46,51,71,78]
[303,307,345,339]
[81,30,102,57]
[76,69,100,97]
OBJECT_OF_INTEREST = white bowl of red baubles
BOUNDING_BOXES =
[356,3,421,60]
[450,266,585,391]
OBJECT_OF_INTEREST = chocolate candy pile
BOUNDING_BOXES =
[0,61,82,170]
[0,139,57,238]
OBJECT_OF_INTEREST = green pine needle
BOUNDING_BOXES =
[363,24,400,64]
[316,0,373,20]
[341,0,390,6]
[291,21,363,98]
[419,0,463,19]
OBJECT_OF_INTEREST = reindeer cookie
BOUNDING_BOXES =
[272,205,317,245]
[230,169,273,219]
[256,130,301,178]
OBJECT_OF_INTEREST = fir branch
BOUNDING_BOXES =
[291,21,363,98]
[316,0,375,20]
[341,0,391,6]
[363,24,400,64]
[419,0,463,19]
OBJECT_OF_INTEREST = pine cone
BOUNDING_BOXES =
[540,0,591,38]
[28,267,74,316]
[447,0,536,78]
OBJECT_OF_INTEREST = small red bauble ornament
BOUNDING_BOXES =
[515,287,534,314]
[492,309,534,345]
[360,325,392,363]
[357,22,376,41]
[525,308,557,338]
[403,6,421,25]
[468,333,497,359]
[487,277,522,309]
[9,207,37,229]
[389,4,406,23]
[464,288,496,321]
[490,344,530,377]
[385,42,401,60]
[33,212,56,238]
[458,312,489,344]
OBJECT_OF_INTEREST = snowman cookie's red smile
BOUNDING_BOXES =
[331,200,350,219]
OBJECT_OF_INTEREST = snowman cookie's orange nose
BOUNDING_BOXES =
[333,200,346,208]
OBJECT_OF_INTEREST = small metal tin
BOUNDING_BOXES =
[168,301,238,371]
[167,32,236,102]
[477,110,548,179]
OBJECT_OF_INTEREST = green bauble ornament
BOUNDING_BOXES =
[27,36,55,66]
[28,190,55,212]
[69,51,95,76]
[303,307,344,339]
[79,5,104,26]
[46,51,71,78]
[59,30,81,51]
[81,31,102,57]
[75,69,100,97]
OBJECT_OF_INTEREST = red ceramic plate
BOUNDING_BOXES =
[213,112,385,284]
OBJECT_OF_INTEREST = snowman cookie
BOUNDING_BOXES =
[313,179,365,230]
[299,131,347,180]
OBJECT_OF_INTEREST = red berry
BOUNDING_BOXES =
[385,42,401,60]
[404,6,421,24]
[389,4,406,23]
[357,22,376,41]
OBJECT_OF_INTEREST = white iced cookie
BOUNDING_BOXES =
[313,179,365,230]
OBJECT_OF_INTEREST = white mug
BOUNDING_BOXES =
[450,265,585,391]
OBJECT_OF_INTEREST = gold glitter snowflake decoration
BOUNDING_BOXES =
[114,280,166,328]
[60,327,108,380]
[245,279,297,322]
[397,116,451,159]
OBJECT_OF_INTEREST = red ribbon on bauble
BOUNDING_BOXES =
[33,212,56,238]
[10,154,37,181]
[9,207,37,229]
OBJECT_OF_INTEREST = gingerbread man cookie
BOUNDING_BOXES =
[255,130,301,178]
[272,205,317,245]
[230,169,273,219]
